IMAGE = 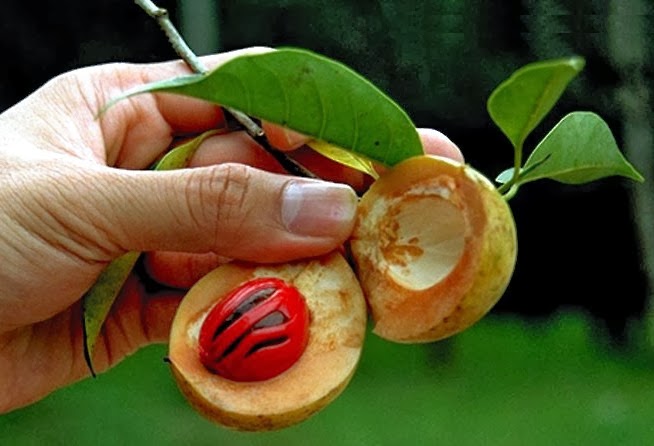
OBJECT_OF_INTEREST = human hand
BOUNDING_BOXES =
[0,47,462,412]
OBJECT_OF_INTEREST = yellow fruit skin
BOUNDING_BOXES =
[351,155,517,343]
[168,252,367,431]
[170,362,354,431]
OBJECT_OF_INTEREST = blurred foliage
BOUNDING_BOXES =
[0,1,181,109]
[3,312,654,444]
[218,0,527,131]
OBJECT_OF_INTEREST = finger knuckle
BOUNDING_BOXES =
[191,163,253,247]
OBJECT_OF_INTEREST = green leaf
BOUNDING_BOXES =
[307,140,379,179]
[495,155,552,184]
[512,112,644,185]
[82,251,140,376]
[82,131,214,374]
[107,48,423,166]
[153,129,225,170]
[488,56,585,149]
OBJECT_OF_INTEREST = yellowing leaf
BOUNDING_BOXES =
[82,251,140,376]
[154,129,226,170]
[307,140,380,179]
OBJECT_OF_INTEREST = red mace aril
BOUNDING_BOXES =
[198,277,310,382]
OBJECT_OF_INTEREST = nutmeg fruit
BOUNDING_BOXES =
[168,251,367,431]
[350,155,517,343]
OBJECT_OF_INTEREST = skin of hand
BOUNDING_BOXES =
[0,47,463,413]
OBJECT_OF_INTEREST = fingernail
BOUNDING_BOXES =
[281,180,358,237]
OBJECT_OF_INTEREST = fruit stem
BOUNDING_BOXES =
[501,184,520,201]
[497,141,524,200]
[133,0,318,180]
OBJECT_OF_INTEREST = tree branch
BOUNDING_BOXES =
[135,0,204,73]
[133,0,317,179]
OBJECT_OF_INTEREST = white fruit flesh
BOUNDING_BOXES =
[365,182,466,291]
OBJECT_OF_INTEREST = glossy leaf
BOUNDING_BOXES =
[82,131,214,374]
[488,56,585,149]
[107,48,424,166]
[508,112,644,185]
[307,140,379,179]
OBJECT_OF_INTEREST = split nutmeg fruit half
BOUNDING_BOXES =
[350,154,518,343]
[168,252,367,431]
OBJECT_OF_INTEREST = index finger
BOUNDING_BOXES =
[90,47,273,168]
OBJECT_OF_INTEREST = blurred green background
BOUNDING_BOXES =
[1,0,653,444]
[4,314,654,445]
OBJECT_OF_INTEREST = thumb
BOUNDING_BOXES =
[92,163,358,262]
